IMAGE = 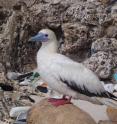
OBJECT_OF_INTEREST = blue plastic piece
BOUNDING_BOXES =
[114,73,117,81]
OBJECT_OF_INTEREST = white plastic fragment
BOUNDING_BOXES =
[7,72,21,80]
[104,84,114,93]
[10,106,31,118]
[114,84,117,92]
[19,79,30,86]
[101,81,114,93]
[16,112,27,121]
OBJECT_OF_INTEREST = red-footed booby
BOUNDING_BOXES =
[29,29,117,108]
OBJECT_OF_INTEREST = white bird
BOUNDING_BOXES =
[30,29,117,107]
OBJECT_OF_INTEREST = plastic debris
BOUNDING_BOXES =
[20,95,35,103]
[103,84,114,93]
[19,79,31,86]
[0,83,14,91]
[36,86,48,93]
[114,73,117,81]
[14,121,26,124]
[13,112,27,124]
[7,72,21,80]
[114,84,117,92]
[16,112,27,121]
[32,72,40,78]
[17,72,34,82]
[31,79,44,88]
[10,106,31,118]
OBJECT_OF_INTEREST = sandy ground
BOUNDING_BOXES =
[72,100,109,123]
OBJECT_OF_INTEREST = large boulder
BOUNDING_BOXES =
[83,51,112,79]
[27,99,96,124]
[106,107,117,122]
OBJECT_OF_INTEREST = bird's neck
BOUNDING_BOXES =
[39,40,58,54]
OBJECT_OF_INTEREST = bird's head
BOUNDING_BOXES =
[29,29,57,43]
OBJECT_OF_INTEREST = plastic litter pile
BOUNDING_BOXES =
[0,71,50,124]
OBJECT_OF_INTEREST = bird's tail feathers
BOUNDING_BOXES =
[96,97,117,109]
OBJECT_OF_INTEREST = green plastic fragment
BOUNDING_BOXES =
[33,72,40,78]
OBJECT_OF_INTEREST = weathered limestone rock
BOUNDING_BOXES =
[84,37,117,79]
[0,63,7,83]
[84,51,112,79]
[61,23,89,53]
[111,3,117,22]
[91,38,117,53]
[106,26,117,38]
[0,1,39,72]
[81,2,99,25]
[27,99,96,124]
[89,26,104,41]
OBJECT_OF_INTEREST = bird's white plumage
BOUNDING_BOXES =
[39,53,104,93]
[34,29,117,107]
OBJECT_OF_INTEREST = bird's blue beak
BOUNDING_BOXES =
[29,32,48,42]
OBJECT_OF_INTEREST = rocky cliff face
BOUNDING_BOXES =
[0,0,117,82]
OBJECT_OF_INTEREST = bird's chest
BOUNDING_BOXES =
[37,53,53,80]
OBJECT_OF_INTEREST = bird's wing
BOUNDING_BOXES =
[48,54,113,98]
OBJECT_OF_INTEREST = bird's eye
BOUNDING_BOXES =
[45,34,48,37]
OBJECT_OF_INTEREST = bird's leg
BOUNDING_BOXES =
[48,95,66,102]
[48,95,72,107]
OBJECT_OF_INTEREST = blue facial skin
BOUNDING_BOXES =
[30,32,48,42]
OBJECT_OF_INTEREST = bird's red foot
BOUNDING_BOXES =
[48,97,72,107]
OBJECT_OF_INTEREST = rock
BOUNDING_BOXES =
[98,0,110,5]
[0,63,5,72]
[83,51,112,79]
[0,72,7,83]
[106,107,117,122]
[89,26,104,41]
[81,2,98,25]
[106,26,117,38]
[27,99,96,124]
[98,120,117,124]
[64,2,84,22]
[60,23,90,61]
[111,3,117,21]
[62,23,89,53]
[91,38,117,53]
[0,0,117,76]
[0,63,7,83]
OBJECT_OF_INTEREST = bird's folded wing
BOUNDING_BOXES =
[48,54,107,97]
